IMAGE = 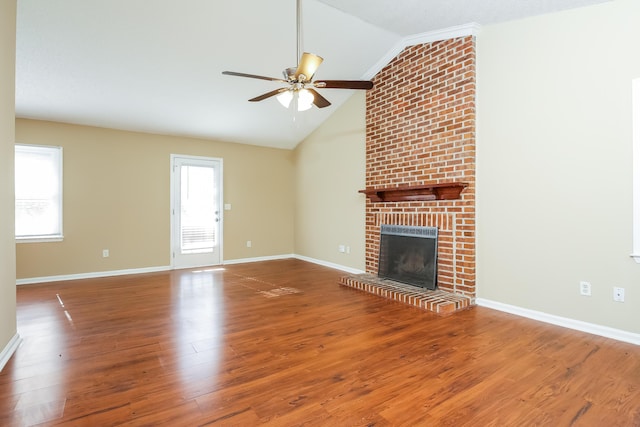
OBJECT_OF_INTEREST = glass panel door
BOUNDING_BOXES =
[171,155,222,268]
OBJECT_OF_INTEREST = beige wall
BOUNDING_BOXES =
[477,0,640,333]
[294,92,366,271]
[1,0,17,358]
[15,119,294,279]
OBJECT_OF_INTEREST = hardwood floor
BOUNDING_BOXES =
[1,259,639,426]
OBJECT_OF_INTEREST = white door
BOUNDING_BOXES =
[171,155,222,269]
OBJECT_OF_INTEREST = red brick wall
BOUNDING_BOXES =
[365,36,476,297]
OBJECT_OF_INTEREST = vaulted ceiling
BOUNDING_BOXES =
[15,0,610,149]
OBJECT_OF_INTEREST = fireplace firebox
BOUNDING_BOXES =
[378,225,438,290]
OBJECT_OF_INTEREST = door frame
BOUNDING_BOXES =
[170,154,224,269]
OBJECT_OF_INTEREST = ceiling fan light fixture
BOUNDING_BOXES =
[277,90,294,108]
[221,0,373,110]
[277,89,313,112]
[297,89,314,111]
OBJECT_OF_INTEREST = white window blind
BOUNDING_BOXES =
[15,144,63,241]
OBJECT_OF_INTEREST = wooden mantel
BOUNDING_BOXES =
[359,182,468,202]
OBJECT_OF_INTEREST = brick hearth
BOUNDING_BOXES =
[339,274,472,315]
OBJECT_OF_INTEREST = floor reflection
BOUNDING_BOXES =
[12,296,69,425]
[171,269,226,386]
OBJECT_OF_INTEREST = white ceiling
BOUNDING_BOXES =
[15,0,610,150]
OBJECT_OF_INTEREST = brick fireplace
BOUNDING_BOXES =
[340,35,476,313]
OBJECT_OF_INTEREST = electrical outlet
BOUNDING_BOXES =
[102,249,109,258]
[246,240,252,248]
[338,245,346,253]
[579,281,591,296]
[346,246,351,254]
[613,287,625,302]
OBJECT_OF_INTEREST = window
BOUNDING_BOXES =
[15,144,63,241]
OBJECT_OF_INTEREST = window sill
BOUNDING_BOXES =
[16,236,64,244]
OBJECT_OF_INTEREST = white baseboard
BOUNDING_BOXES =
[476,298,640,346]
[223,254,294,265]
[292,255,365,275]
[0,333,22,372]
[16,265,172,286]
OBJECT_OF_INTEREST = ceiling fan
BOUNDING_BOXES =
[222,0,374,110]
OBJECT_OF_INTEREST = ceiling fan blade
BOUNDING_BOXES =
[222,71,288,83]
[314,80,374,90]
[307,88,331,108]
[248,87,289,102]
[295,52,323,82]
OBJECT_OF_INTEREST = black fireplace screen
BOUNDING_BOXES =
[378,225,438,290]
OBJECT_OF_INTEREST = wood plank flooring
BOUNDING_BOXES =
[1,259,639,426]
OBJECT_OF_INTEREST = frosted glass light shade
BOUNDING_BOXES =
[297,89,314,111]
[277,90,293,108]
[276,89,313,111]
